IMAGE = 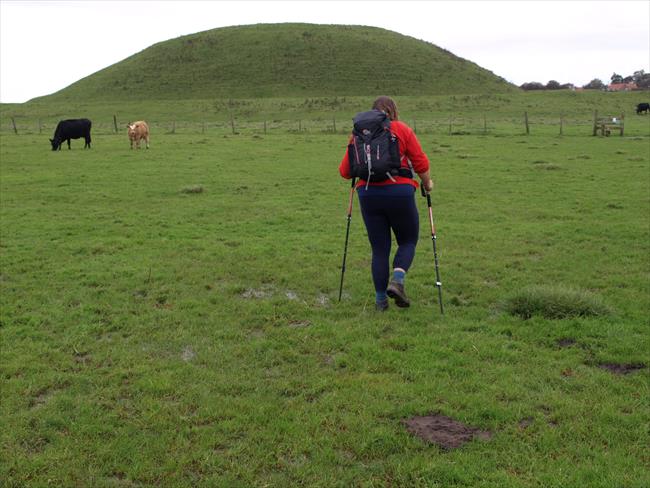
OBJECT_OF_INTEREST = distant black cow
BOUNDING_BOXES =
[50,119,92,150]
[636,103,650,114]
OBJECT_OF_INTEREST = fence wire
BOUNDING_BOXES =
[3,114,648,138]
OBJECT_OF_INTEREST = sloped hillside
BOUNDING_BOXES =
[36,23,517,101]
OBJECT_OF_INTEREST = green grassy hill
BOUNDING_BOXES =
[34,23,516,101]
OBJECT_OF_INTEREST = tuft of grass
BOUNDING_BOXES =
[501,284,613,319]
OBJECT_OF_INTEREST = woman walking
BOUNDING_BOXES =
[339,96,433,311]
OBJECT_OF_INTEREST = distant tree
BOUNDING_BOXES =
[610,73,623,84]
[520,81,545,91]
[583,78,605,90]
[622,75,634,83]
[546,80,561,90]
[633,70,650,89]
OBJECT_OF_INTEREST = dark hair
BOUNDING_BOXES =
[372,96,399,121]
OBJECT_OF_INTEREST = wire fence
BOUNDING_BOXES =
[3,111,647,138]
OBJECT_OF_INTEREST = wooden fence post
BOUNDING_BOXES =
[559,113,564,135]
[619,113,625,137]
[524,111,530,135]
[264,120,267,135]
[592,110,598,136]
[448,116,452,135]
[333,116,336,133]
[38,119,42,134]
[113,115,118,133]
[11,117,17,134]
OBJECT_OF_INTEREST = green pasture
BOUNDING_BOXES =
[1,98,649,486]
[3,90,648,138]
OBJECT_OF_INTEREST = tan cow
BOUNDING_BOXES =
[127,121,150,149]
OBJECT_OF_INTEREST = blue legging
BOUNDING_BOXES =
[357,184,419,293]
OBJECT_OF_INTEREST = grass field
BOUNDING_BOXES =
[3,90,647,137]
[1,97,649,486]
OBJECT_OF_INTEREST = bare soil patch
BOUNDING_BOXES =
[287,320,311,328]
[403,414,492,450]
[518,417,534,430]
[556,338,576,348]
[597,363,646,375]
[29,388,55,409]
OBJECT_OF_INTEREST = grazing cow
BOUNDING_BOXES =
[50,118,92,151]
[636,103,650,114]
[127,121,150,149]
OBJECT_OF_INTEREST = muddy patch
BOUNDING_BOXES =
[403,414,492,450]
[74,350,92,365]
[518,417,534,430]
[597,362,646,375]
[29,388,55,409]
[287,320,311,329]
[556,338,576,348]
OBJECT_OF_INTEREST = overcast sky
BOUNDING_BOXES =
[1,0,648,103]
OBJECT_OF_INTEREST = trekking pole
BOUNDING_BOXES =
[338,177,357,302]
[421,184,444,314]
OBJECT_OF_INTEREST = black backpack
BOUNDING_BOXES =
[347,110,407,183]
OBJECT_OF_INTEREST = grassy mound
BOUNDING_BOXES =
[502,285,613,319]
[33,23,516,102]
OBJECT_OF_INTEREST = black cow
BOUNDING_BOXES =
[50,119,92,151]
[636,103,650,114]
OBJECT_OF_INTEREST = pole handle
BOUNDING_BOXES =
[346,177,357,215]
[420,183,432,206]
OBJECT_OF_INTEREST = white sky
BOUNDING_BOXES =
[1,0,648,103]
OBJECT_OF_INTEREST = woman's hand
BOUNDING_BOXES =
[422,178,433,193]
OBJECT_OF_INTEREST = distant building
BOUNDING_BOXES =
[607,82,638,92]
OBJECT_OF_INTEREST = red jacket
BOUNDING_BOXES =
[339,120,429,189]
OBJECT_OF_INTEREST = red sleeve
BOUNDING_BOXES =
[396,121,429,174]
[339,136,353,179]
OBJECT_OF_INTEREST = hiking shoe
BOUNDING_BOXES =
[375,299,389,312]
[387,281,410,308]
